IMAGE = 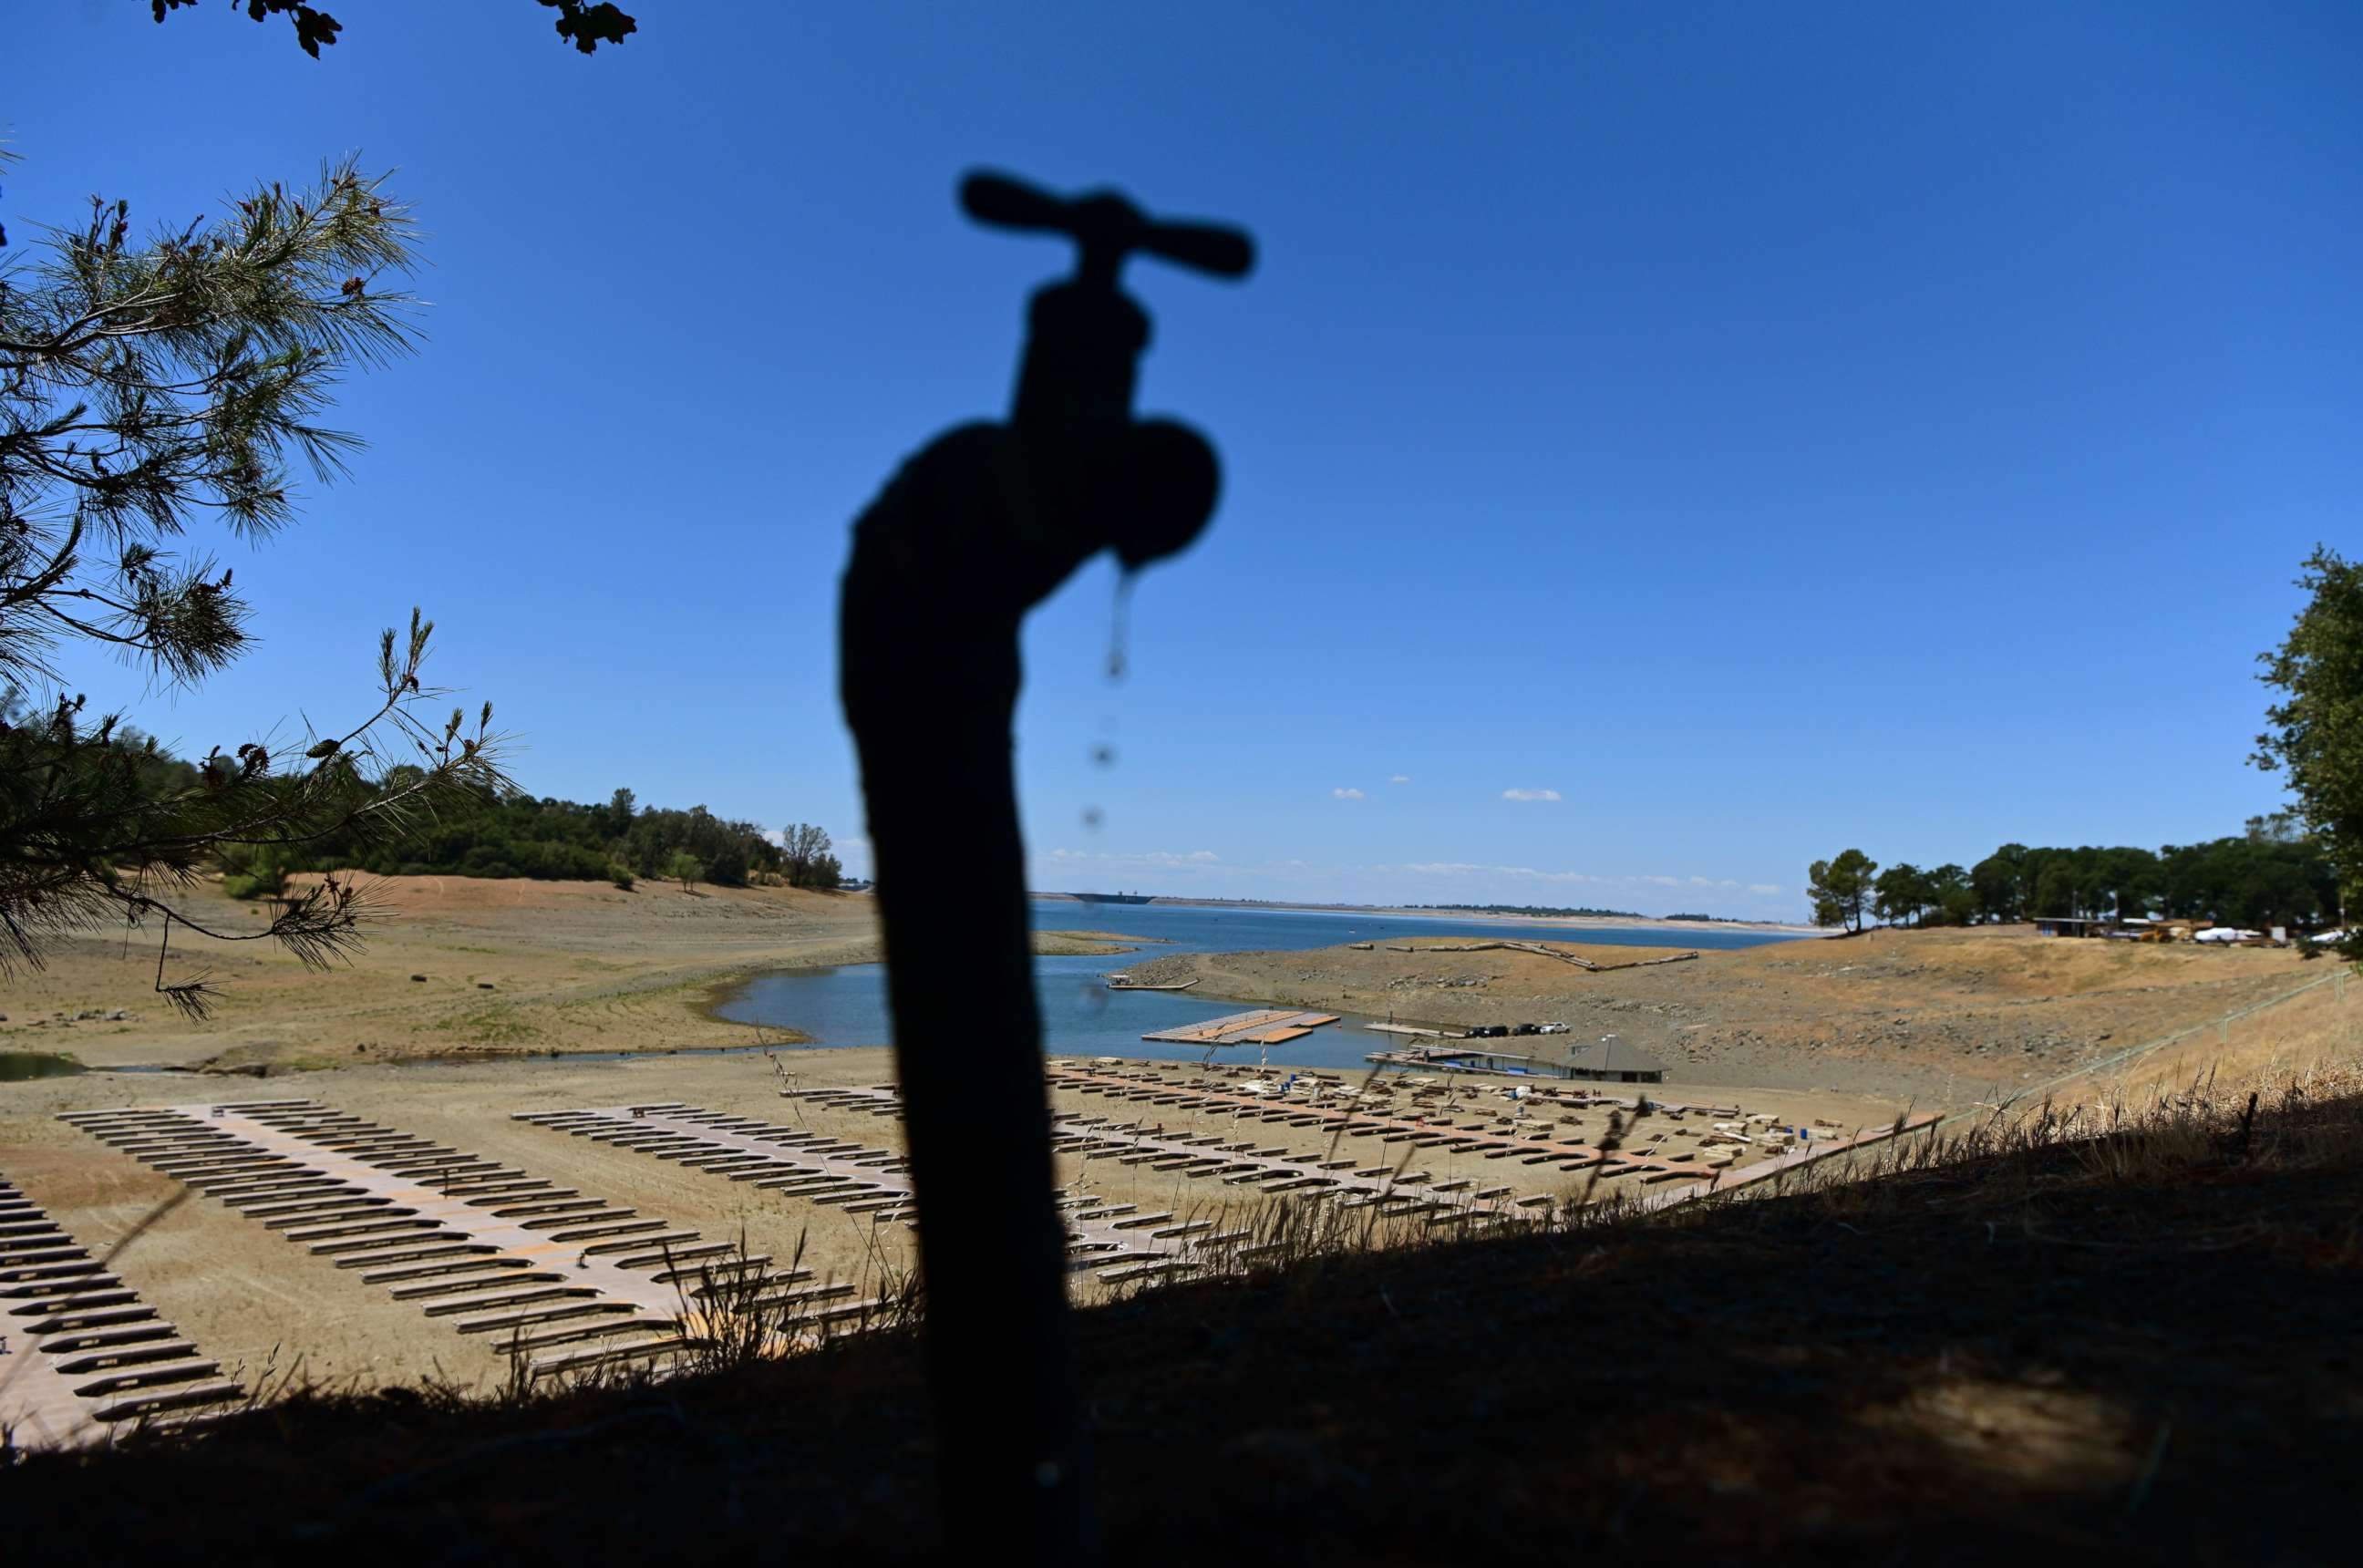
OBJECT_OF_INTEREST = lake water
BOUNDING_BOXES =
[0,1051,87,1082]
[716,901,1801,1071]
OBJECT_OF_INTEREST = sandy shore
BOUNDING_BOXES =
[1113,926,2337,1104]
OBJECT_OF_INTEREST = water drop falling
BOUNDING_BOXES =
[1106,571,1137,683]
[1091,744,1117,768]
[1081,807,1103,830]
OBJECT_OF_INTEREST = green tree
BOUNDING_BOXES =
[666,851,703,892]
[150,0,636,58]
[1970,843,2029,923]
[1873,861,1932,927]
[1926,863,1975,925]
[2031,858,2084,919]
[603,786,637,840]
[779,822,842,890]
[2256,546,2363,920]
[0,153,506,1011]
[2096,846,2162,919]
[1807,849,1877,933]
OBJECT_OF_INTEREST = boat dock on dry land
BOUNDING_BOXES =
[1366,1044,1587,1079]
[1367,1038,1672,1084]
[1141,1008,1341,1047]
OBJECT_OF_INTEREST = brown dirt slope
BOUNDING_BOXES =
[0,880,1142,1073]
[1125,925,2320,1101]
[0,875,881,1071]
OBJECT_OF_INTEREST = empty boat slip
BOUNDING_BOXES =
[0,1171,242,1447]
[57,1099,819,1381]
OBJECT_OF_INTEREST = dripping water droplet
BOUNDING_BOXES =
[1106,571,1137,683]
[1091,744,1117,768]
[1081,807,1103,830]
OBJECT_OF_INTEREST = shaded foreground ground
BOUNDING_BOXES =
[9,1068,2357,1565]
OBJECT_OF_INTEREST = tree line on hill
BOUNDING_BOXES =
[1806,814,2343,934]
[242,782,841,893]
[15,714,847,898]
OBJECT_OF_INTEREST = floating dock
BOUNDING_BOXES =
[1142,1008,1341,1047]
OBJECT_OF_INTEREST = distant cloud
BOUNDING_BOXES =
[1392,861,1600,883]
[1749,883,1781,896]
[1501,788,1563,803]
[1050,846,1219,866]
[1389,775,1411,784]
[1332,787,1366,799]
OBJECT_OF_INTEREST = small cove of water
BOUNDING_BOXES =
[717,901,1799,1071]
[0,1051,88,1082]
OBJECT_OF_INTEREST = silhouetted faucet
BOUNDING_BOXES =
[840,170,1252,1563]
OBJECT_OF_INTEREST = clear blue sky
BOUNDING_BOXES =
[11,3,2358,917]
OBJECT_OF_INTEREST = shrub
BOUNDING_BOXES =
[607,863,635,891]
[217,844,291,901]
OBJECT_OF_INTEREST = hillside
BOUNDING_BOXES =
[1120,925,2324,1101]
[0,875,887,1070]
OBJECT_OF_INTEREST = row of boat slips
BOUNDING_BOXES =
[23,1081,1943,1446]
[519,1100,1223,1284]
[57,1099,855,1388]
[0,1173,243,1448]
[1046,1064,1947,1209]
[785,1083,1562,1222]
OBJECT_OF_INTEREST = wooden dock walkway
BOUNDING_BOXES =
[0,1172,243,1449]
[1141,1008,1341,1047]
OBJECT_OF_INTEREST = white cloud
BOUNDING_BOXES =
[1501,788,1563,802]
[1749,883,1781,896]
[1391,861,1599,883]
[1389,775,1412,784]
[1331,787,1366,799]
[1038,846,1228,874]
